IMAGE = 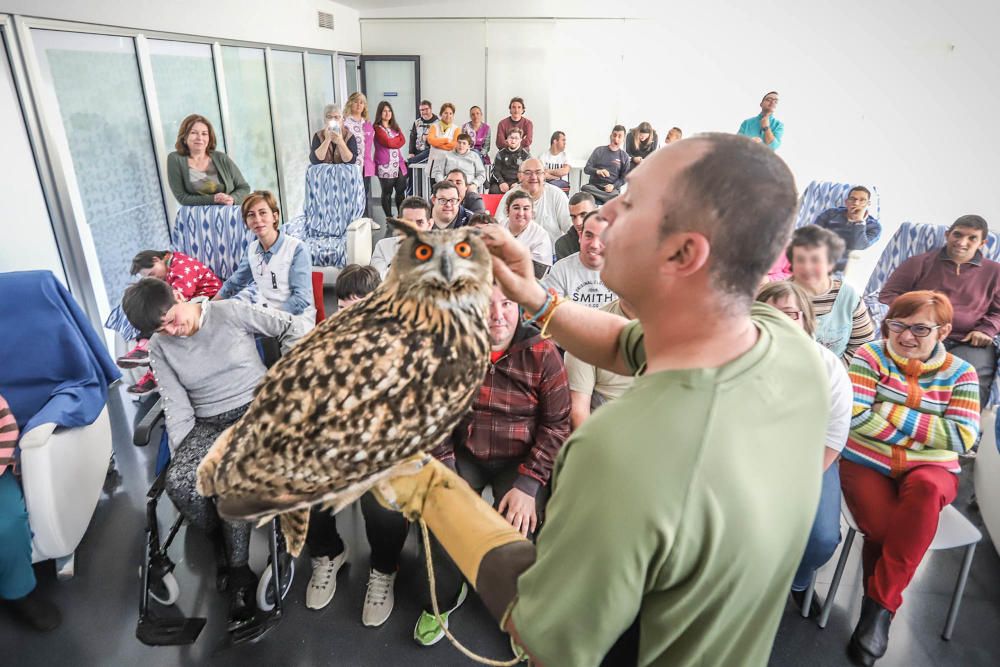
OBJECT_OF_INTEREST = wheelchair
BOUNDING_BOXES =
[135,426,295,647]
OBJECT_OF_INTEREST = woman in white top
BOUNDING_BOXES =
[214,191,316,333]
[756,280,852,617]
[504,190,553,279]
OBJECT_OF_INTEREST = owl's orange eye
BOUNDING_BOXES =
[414,244,434,261]
[454,242,472,258]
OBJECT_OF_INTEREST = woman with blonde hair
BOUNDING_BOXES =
[344,92,375,214]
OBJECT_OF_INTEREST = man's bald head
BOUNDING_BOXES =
[518,158,545,195]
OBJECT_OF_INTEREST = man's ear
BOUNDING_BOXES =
[388,217,420,238]
[661,232,711,278]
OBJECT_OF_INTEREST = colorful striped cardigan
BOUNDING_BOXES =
[843,340,980,476]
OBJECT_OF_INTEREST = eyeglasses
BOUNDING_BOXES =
[886,320,940,338]
[520,170,545,177]
[436,197,459,206]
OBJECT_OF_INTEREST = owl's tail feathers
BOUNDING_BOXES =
[195,425,234,497]
[279,509,310,558]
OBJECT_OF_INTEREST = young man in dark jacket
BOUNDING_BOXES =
[489,128,531,194]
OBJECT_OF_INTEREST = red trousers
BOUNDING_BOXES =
[839,460,958,613]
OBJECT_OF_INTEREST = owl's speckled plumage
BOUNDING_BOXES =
[197,222,493,555]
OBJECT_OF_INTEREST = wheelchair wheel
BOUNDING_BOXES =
[140,567,180,606]
[256,553,294,612]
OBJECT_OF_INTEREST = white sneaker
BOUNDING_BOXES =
[305,547,349,610]
[362,569,397,627]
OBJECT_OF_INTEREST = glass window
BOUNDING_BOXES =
[270,50,310,218]
[148,39,225,153]
[306,52,335,134]
[31,30,169,306]
[220,45,278,196]
[343,56,359,96]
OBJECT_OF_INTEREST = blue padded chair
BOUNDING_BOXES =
[863,221,1000,406]
[284,163,374,270]
[104,205,255,342]
[795,180,881,229]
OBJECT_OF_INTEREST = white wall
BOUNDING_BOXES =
[361,0,1000,245]
[1,0,362,52]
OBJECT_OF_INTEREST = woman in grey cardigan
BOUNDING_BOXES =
[166,113,250,207]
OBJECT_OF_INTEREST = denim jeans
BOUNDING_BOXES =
[0,471,36,599]
[791,462,842,591]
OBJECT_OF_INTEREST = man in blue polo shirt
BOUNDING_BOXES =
[738,91,783,150]
[814,186,883,272]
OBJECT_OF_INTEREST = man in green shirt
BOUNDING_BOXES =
[379,133,830,666]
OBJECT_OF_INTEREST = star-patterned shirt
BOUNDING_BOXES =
[166,252,222,300]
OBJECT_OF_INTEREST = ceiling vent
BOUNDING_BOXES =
[317,11,335,30]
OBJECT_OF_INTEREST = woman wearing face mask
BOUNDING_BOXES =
[756,281,852,618]
[787,225,876,365]
[839,290,980,666]
[310,103,357,165]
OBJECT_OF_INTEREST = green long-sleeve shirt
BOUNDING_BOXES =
[166,150,251,206]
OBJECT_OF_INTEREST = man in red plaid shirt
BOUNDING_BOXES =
[116,250,223,395]
[412,283,571,646]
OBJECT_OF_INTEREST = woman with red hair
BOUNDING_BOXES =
[840,290,980,665]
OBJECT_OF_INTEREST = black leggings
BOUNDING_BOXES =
[378,174,407,217]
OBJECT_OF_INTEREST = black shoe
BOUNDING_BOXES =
[226,566,258,630]
[848,596,892,666]
[790,588,823,618]
[6,588,62,631]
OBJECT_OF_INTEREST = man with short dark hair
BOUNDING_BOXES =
[495,158,572,243]
[370,196,433,279]
[555,192,597,260]
[379,134,831,665]
[581,125,629,203]
[880,214,1000,406]
[495,97,534,150]
[430,181,471,230]
[407,99,437,164]
[445,169,484,213]
[738,91,783,150]
[539,131,570,192]
[815,186,882,271]
[489,128,530,194]
[542,211,616,308]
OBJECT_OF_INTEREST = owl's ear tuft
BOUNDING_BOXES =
[388,217,420,238]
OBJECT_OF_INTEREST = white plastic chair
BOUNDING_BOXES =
[973,409,1000,558]
[21,406,113,579]
[818,497,981,640]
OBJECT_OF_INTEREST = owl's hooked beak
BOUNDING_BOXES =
[439,253,454,282]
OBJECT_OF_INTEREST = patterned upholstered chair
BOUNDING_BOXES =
[284,164,375,272]
[795,180,881,229]
[863,221,1000,406]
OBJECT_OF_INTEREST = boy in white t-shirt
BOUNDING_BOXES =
[538,131,570,192]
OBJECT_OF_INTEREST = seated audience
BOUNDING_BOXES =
[426,102,460,180]
[430,180,471,230]
[495,96,534,151]
[788,225,876,364]
[430,133,486,192]
[554,192,598,260]
[214,191,317,332]
[370,197,433,279]
[119,249,224,396]
[496,158,571,243]
[738,91,783,150]
[167,113,249,207]
[0,394,61,631]
[564,298,636,430]
[373,101,408,218]
[344,92,375,213]
[879,214,999,407]
[422,283,570,645]
[840,290,980,666]
[445,169,484,213]
[582,125,630,202]
[461,105,491,165]
[665,126,683,144]
[539,131,570,192]
[310,103,358,165]
[814,186,883,272]
[121,277,306,630]
[542,210,615,308]
[407,99,437,165]
[756,281,852,617]
[503,190,554,277]
[489,128,530,194]
[625,121,658,166]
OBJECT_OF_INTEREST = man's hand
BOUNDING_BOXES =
[963,331,994,348]
[603,184,614,193]
[632,156,642,165]
[596,168,610,178]
[477,225,547,311]
[408,152,415,159]
[497,488,537,537]
[499,182,510,193]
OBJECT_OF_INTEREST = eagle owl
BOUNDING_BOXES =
[197,220,493,555]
